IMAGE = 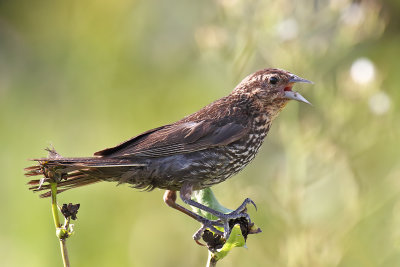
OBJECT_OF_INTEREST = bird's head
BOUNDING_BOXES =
[234,68,313,116]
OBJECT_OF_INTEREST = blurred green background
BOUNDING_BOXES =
[1,0,399,266]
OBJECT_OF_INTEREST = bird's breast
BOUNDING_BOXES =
[223,117,271,174]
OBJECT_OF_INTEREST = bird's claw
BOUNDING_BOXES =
[193,197,257,245]
[233,197,257,213]
[193,219,224,242]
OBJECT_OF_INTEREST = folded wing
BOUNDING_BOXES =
[94,118,249,158]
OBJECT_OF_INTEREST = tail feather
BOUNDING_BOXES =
[25,148,147,198]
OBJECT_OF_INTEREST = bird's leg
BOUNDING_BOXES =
[179,184,256,239]
[163,190,224,244]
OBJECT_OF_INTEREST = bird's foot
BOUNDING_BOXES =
[177,186,259,247]
[193,198,257,245]
[193,220,224,246]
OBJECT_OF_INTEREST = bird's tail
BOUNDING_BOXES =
[25,148,147,198]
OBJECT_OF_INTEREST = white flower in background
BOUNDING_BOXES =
[350,57,375,85]
[369,91,391,115]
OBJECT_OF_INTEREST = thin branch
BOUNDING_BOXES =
[206,252,218,267]
[59,239,70,267]
[50,183,70,267]
[51,183,61,227]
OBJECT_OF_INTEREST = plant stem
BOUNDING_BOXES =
[50,183,61,227]
[206,252,218,267]
[50,183,70,267]
[59,239,70,267]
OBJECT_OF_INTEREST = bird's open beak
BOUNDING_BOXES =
[288,75,313,84]
[284,74,313,105]
[284,91,312,105]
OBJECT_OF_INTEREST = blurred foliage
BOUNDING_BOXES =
[1,0,400,266]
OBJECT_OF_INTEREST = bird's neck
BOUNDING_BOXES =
[244,94,288,122]
[263,100,289,121]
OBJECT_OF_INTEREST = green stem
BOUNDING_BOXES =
[50,183,61,227]
[59,239,69,267]
[50,183,70,267]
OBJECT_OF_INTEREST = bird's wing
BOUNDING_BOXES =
[94,118,249,158]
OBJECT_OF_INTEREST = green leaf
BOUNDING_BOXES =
[212,224,246,260]
[191,188,232,220]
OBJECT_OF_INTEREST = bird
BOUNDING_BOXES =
[25,68,312,241]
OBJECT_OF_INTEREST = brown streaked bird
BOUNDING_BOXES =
[25,68,312,241]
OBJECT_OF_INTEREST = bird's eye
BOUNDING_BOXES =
[269,76,279,85]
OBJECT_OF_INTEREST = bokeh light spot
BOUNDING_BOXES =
[276,18,298,41]
[350,58,375,85]
[369,91,391,115]
[341,3,365,26]
[195,26,228,50]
